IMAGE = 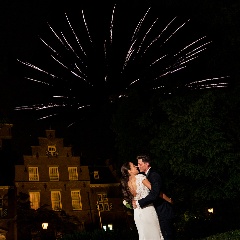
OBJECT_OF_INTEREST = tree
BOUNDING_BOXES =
[151,90,240,200]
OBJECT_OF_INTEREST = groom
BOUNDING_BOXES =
[132,155,175,240]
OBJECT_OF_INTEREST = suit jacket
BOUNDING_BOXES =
[138,168,162,209]
[138,169,174,220]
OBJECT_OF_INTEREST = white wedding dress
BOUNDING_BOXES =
[134,174,164,240]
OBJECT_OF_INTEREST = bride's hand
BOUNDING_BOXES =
[132,200,137,209]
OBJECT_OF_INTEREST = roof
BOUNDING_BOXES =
[88,166,119,184]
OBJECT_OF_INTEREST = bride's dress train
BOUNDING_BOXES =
[134,174,164,240]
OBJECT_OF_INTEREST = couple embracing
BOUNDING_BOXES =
[121,155,174,240]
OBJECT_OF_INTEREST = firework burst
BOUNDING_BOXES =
[15,3,229,126]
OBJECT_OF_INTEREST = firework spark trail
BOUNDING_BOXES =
[15,103,67,111]
[39,38,58,55]
[143,16,177,54]
[82,9,92,44]
[38,114,58,120]
[154,66,187,80]
[149,54,167,67]
[24,77,53,86]
[78,104,91,109]
[134,17,159,58]
[173,40,211,67]
[104,39,109,82]
[128,78,140,87]
[162,19,190,45]
[60,31,81,60]
[74,63,87,79]
[173,36,207,57]
[123,38,138,70]
[51,55,69,70]
[17,59,59,79]
[51,55,88,83]
[104,4,116,82]
[47,23,67,49]
[186,76,229,86]
[16,4,229,124]
[65,13,86,56]
[131,7,151,42]
[123,7,152,68]
[109,4,116,44]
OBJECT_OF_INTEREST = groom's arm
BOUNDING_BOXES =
[138,172,162,208]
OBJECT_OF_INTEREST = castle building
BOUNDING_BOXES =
[14,129,127,237]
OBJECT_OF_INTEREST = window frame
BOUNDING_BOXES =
[28,167,39,181]
[29,191,40,210]
[68,167,78,181]
[49,166,59,181]
[71,190,82,210]
[51,191,62,211]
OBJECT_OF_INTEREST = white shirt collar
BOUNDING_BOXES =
[145,167,151,176]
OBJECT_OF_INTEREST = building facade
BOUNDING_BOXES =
[0,123,16,240]
[14,129,128,237]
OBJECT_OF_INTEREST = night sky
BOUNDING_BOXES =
[0,0,239,164]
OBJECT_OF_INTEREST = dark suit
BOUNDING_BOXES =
[138,168,175,240]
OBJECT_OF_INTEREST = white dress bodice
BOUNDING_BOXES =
[134,174,150,201]
[133,174,164,239]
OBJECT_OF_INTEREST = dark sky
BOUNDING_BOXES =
[0,0,239,162]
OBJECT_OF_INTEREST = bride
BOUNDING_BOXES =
[121,162,164,240]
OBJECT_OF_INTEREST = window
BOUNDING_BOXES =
[68,167,78,180]
[104,203,110,211]
[71,190,82,210]
[94,171,99,179]
[103,224,113,231]
[49,167,59,181]
[29,192,40,210]
[51,191,62,211]
[97,193,109,211]
[29,167,39,181]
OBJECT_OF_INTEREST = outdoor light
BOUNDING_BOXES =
[42,223,48,229]
[208,208,214,213]
[108,224,113,230]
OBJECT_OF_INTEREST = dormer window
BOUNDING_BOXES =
[94,171,99,179]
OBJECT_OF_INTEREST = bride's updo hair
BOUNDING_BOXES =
[121,162,133,202]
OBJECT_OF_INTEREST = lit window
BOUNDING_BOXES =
[97,193,103,202]
[29,167,39,181]
[94,171,99,179]
[49,167,59,181]
[29,192,40,210]
[68,167,78,180]
[103,224,113,231]
[97,203,104,211]
[97,193,109,211]
[71,190,82,210]
[208,208,214,213]
[108,224,113,230]
[51,191,62,211]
